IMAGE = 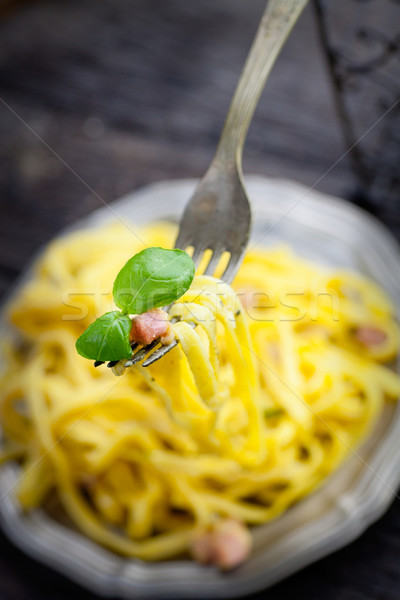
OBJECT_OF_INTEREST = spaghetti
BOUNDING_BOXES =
[1,222,399,564]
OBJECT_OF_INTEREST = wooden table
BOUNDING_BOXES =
[0,1,399,598]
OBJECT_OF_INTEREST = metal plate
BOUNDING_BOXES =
[1,176,400,598]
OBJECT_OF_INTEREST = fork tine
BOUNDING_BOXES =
[124,339,160,367]
[139,321,196,367]
[202,248,224,277]
[142,339,179,367]
[220,253,240,284]
[174,231,190,251]
[107,342,138,368]
[191,245,206,271]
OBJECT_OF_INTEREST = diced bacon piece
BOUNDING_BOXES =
[190,518,252,570]
[354,325,387,347]
[190,531,214,565]
[211,519,253,570]
[129,308,170,346]
[238,289,271,312]
[238,290,254,309]
[80,474,98,489]
[268,341,280,363]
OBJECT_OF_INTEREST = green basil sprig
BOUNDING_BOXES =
[76,311,132,361]
[113,247,195,315]
[76,247,195,363]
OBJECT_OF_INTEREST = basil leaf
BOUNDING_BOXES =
[113,247,195,314]
[264,407,284,419]
[75,311,132,361]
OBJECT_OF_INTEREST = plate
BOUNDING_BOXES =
[1,176,400,598]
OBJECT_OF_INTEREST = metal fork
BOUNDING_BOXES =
[115,0,308,370]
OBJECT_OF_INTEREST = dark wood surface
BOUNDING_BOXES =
[0,1,399,598]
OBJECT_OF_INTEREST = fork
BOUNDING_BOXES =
[117,0,308,369]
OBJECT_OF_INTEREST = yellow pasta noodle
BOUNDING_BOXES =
[0,221,399,562]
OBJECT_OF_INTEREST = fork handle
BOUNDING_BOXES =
[215,0,308,169]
